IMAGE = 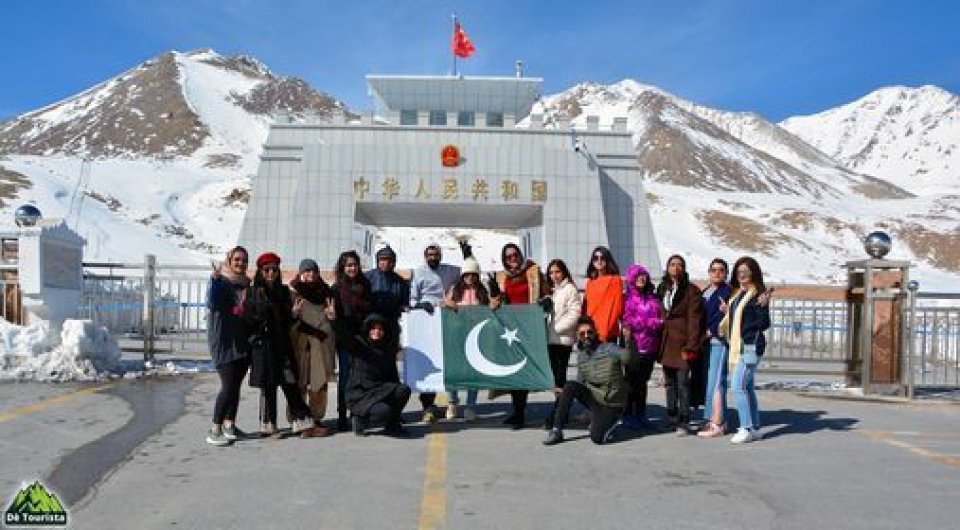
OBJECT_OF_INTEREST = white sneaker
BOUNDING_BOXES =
[730,428,755,444]
[446,404,458,420]
[206,427,231,446]
[292,418,313,434]
[463,408,478,422]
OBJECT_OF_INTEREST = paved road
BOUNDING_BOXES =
[0,376,958,530]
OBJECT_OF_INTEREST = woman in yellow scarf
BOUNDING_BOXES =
[718,257,771,444]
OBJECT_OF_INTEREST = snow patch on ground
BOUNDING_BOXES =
[0,319,122,382]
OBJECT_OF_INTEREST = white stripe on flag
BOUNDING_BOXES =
[401,310,445,392]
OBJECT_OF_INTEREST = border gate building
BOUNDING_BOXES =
[238,73,660,276]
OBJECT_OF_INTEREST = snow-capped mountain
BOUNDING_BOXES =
[780,85,960,195]
[0,52,957,289]
[0,49,352,262]
[530,81,958,288]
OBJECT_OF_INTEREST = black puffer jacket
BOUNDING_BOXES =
[345,320,404,417]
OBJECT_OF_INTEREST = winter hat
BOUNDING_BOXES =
[461,256,481,276]
[298,258,319,274]
[256,252,281,268]
[376,245,397,261]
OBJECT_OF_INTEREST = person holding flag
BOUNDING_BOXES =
[490,243,550,430]
[443,256,498,421]
[409,243,461,423]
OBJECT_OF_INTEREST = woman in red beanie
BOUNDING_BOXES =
[246,252,325,438]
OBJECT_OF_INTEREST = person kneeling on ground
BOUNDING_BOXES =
[346,314,411,436]
[544,316,632,446]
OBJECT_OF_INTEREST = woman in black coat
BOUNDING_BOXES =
[346,314,411,436]
[332,250,372,431]
[245,252,320,438]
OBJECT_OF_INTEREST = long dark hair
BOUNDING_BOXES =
[546,258,573,287]
[501,243,523,269]
[730,256,766,293]
[657,254,689,297]
[585,246,619,279]
[334,250,369,286]
[451,275,491,305]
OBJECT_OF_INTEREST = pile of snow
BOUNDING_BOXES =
[0,319,122,382]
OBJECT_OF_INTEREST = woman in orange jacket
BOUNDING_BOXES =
[582,246,624,344]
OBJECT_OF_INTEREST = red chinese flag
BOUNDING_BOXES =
[452,22,475,58]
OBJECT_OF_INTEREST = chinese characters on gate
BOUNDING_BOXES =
[354,177,547,203]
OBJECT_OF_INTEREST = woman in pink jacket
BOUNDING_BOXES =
[621,264,663,430]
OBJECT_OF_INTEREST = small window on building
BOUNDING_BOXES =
[457,111,475,127]
[400,110,418,126]
[486,112,504,127]
[429,110,447,126]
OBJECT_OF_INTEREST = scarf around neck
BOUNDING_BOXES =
[720,287,757,367]
[221,268,251,289]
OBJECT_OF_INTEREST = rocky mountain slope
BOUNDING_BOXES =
[529,81,958,287]
[0,49,352,261]
[0,51,956,288]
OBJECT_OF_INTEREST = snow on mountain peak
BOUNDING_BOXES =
[780,85,960,195]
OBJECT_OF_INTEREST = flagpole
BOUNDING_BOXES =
[451,14,458,77]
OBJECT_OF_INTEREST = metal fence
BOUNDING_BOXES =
[767,299,848,361]
[79,258,210,357]
[68,257,960,392]
[907,294,960,390]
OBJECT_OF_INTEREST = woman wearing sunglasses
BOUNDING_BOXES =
[490,243,549,430]
[718,256,771,444]
[582,246,623,344]
[697,259,733,438]
[246,252,320,438]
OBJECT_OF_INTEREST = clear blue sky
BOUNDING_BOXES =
[3,0,958,122]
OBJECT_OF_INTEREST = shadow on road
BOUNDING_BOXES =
[759,408,859,439]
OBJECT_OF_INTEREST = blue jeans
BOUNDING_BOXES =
[447,390,478,407]
[702,339,728,424]
[731,347,760,429]
[337,346,352,419]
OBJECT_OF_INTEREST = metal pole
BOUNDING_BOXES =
[451,14,458,77]
[907,281,919,399]
[142,254,157,367]
[862,263,874,394]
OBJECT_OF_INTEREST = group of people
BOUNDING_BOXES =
[205,240,771,448]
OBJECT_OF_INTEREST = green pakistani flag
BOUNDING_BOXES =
[441,305,553,391]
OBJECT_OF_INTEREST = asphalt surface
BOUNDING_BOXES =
[1,375,958,530]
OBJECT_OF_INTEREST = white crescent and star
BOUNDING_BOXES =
[464,319,526,377]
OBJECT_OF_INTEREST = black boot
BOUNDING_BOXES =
[543,428,564,446]
[352,415,368,437]
[338,410,350,432]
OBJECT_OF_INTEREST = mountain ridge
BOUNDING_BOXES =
[0,50,957,288]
